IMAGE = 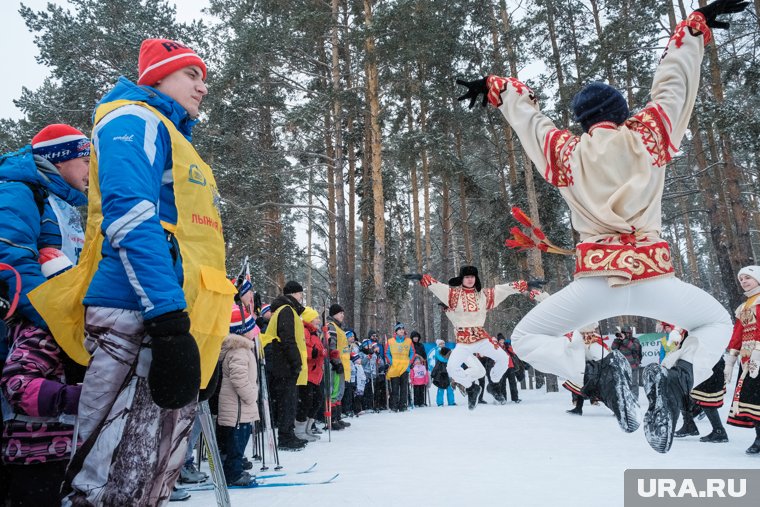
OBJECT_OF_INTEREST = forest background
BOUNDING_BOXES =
[2,0,759,348]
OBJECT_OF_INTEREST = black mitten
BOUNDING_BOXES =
[695,0,749,29]
[144,310,200,409]
[403,273,423,281]
[198,362,220,402]
[456,77,488,109]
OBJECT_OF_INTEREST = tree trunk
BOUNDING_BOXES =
[342,0,356,326]
[454,129,473,264]
[420,92,435,339]
[364,0,388,333]
[324,109,338,299]
[331,0,349,310]
[698,0,755,271]
[406,77,426,336]
[440,172,452,341]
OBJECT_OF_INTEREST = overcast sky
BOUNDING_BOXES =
[0,0,208,120]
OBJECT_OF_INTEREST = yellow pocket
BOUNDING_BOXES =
[188,265,236,387]
[189,265,237,336]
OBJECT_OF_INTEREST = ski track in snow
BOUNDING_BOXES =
[184,388,758,507]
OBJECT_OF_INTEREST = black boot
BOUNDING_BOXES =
[337,405,351,427]
[596,351,640,433]
[486,382,507,405]
[642,363,677,454]
[277,432,307,451]
[466,383,482,410]
[747,425,760,454]
[674,411,699,437]
[567,397,583,416]
[699,407,728,443]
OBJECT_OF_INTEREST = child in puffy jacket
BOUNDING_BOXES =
[410,355,429,407]
[217,305,259,488]
[432,345,455,407]
[350,353,367,415]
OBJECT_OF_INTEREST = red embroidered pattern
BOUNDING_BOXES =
[461,289,479,312]
[543,129,578,187]
[670,12,712,49]
[484,288,496,310]
[625,104,676,167]
[574,241,674,285]
[455,327,492,345]
[486,76,537,108]
[448,287,459,311]
[486,75,508,107]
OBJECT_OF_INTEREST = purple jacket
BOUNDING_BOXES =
[1,321,81,464]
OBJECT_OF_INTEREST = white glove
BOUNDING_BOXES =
[724,353,738,384]
[749,349,760,379]
[666,329,682,347]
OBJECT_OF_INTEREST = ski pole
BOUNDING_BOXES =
[197,401,231,507]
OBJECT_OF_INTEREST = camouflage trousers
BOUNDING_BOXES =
[62,307,196,507]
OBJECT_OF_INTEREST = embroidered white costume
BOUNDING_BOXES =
[422,275,545,388]
[486,12,732,387]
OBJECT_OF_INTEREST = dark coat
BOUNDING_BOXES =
[264,295,304,379]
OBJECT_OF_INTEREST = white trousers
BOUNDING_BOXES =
[512,277,732,386]
[447,339,509,388]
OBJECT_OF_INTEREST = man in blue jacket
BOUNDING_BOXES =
[44,39,234,506]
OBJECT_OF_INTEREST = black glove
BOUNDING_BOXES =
[456,77,488,109]
[527,279,547,290]
[403,273,423,281]
[144,310,200,409]
[695,0,749,29]
[311,346,319,359]
[198,362,219,402]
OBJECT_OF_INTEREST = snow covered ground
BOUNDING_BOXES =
[183,387,758,507]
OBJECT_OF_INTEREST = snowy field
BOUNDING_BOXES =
[183,388,758,507]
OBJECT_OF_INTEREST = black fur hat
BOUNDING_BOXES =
[448,265,481,292]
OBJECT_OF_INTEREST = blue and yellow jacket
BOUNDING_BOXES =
[385,335,414,378]
[83,77,198,318]
[0,149,86,327]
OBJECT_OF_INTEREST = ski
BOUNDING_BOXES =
[179,472,339,491]
[247,473,340,488]
[254,461,318,480]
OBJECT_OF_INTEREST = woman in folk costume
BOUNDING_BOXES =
[725,266,760,454]
[456,0,747,452]
[412,266,546,409]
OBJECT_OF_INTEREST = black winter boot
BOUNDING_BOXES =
[277,432,307,451]
[337,405,351,427]
[567,397,583,416]
[699,407,728,443]
[674,411,699,437]
[466,383,482,410]
[642,363,676,454]
[597,351,640,433]
[746,425,760,454]
[486,382,507,405]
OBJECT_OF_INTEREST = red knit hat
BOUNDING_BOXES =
[137,39,207,86]
[32,124,90,164]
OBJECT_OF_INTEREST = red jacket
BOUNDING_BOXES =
[305,322,326,384]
